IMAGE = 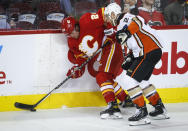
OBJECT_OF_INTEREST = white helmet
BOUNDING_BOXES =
[104,2,122,26]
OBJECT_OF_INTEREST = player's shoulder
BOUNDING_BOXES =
[117,13,135,24]
[79,13,92,25]
[79,8,104,28]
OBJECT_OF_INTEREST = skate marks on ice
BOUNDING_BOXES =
[0,103,188,131]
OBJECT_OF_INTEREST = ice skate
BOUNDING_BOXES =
[100,101,123,119]
[128,105,151,126]
[119,95,135,108]
[149,99,170,120]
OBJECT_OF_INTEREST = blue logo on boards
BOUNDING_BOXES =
[0,45,3,54]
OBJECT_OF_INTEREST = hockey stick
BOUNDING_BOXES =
[14,41,111,112]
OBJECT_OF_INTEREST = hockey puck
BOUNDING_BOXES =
[30,108,36,112]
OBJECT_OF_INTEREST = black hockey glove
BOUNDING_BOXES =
[116,26,131,45]
[122,52,134,70]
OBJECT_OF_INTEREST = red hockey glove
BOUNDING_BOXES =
[67,65,85,79]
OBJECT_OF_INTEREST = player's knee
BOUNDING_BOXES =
[142,84,157,98]
[96,72,113,86]
[122,75,140,90]
[127,86,142,99]
[139,80,150,90]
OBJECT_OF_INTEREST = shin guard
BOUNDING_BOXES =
[127,86,145,107]
[113,82,127,102]
[143,84,160,106]
[100,82,116,103]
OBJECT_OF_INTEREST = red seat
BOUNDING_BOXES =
[38,2,62,19]
[16,21,34,30]
[9,2,33,13]
[39,20,61,29]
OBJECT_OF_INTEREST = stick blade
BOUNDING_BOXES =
[14,102,36,112]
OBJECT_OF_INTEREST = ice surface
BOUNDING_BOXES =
[0,103,188,131]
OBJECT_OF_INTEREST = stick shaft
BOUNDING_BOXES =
[15,41,111,110]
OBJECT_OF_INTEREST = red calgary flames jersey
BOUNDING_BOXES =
[67,8,106,62]
[67,8,123,77]
[67,8,106,76]
[77,8,105,57]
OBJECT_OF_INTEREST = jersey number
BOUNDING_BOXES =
[91,14,99,20]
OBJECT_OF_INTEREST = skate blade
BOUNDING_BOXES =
[129,118,151,126]
[150,113,170,120]
[101,112,123,119]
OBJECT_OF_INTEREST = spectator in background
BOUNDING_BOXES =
[60,0,73,15]
[137,0,176,12]
[153,0,176,13]
[138,0,166,26]
[107,0,124,9]
[164,0,187,25]
[123,0,138,15]
[137,0,142,7]
[9,13,19,29]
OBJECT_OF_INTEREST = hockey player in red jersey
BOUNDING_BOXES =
[61,8,134,119]
[105,2,169,125]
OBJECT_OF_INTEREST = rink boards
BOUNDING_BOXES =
[0,28,188,111]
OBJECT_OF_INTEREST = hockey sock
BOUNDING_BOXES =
[100,82,116,103]
[142,84,160,106]
[132,95,145,107]
[128,86,145,107]
[113,82,127,102]
[147,92,160,106]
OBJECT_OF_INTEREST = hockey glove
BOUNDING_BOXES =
[104,28,114,36]
[67,65,85,79]
[104,23,117,40]
[116,26,131,45]
[122,52,134,70]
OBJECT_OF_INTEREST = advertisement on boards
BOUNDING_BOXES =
[0,29,187,97]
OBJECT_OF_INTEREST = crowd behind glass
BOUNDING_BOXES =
[0,0,187,30]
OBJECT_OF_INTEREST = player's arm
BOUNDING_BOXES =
[121,50,135,70]
[67,39,87,79]
[116,16,143,45]
[127,16,142,34]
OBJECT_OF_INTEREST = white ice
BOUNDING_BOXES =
[0,103,188,131]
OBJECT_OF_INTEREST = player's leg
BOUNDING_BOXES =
[140,49,169,119]
[140,81,170,119]
[103,42,134,107]
[96,72,122,119]
[125,57,154,125]
[123,76,150,126]
[113,82,134,107]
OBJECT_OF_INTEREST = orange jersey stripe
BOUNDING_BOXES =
[128,17,162,54]
[131,58,144,78]
[128,19,140,34]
